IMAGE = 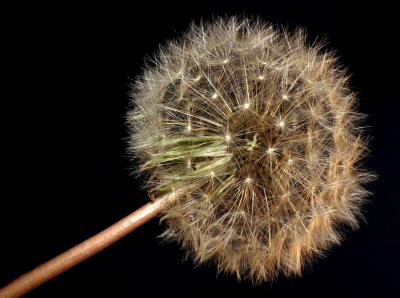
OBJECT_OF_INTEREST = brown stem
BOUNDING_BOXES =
[0,191,181,298]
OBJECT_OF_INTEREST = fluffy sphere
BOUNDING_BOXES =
[128,18,372,282]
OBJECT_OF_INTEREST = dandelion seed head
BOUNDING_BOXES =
[127,17,374,283]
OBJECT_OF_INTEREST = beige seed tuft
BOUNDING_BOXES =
[127,17,373,283]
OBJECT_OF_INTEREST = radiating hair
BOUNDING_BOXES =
[127,17,373,283]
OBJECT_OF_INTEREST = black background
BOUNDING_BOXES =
[2,2,399,297]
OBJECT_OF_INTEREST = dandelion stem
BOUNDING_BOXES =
[0,190,183,298]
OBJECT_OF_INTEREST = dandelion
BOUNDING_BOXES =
[128,17,374,282]
[0,17,374,297]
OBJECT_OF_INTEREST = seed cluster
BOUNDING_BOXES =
[128,18,373,282]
